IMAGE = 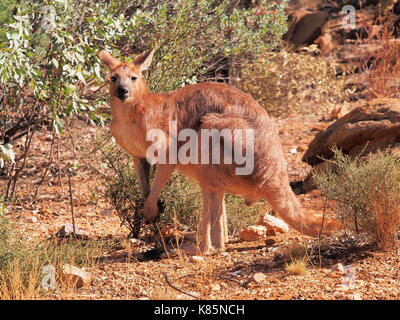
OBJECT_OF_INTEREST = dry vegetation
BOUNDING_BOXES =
[1,0,400,301]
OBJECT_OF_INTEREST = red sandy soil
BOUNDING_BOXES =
[2,109,399,300]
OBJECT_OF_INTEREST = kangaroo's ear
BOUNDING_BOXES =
[133,49,155,72]
[99,50,120,70]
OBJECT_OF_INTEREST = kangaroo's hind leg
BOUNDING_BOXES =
[221,198,229,243]
[209,191,226,252]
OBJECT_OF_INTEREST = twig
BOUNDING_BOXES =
[7,124,35,200]
[163,274,199,299]
[56,139,63,190]
[67,171,76,236]
[33,129,56,200]
[318,196,328,267]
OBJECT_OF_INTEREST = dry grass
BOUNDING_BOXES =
[356,21,400,99]
[236,47,349,117]
[0,214,110,300]
[285,259,308,276]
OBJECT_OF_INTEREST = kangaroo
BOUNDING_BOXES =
[99,48,339,255]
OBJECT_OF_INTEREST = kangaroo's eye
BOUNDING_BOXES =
[110,76,117,82]
[131,76,137,81]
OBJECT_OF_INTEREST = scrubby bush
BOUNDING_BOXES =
[236,47,349,116]
[0,0,288,173]
[314,149,400,249]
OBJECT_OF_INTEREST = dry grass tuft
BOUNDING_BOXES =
[285,259,308,276]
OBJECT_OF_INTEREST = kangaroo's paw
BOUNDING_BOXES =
[143,199,160,223]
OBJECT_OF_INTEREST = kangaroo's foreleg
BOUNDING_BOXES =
[143,163,176,223]
[133,156,151,198]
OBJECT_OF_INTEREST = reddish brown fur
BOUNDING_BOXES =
[99,49,339,255]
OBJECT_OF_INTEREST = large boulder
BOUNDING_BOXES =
[301,100,400,192]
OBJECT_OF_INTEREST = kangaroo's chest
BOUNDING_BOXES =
[110,117,148,157]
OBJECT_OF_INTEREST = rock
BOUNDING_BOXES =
[265,238,276,246]
[25,216,37,223]
[303,101,400,167]
[55,224,89,240]
[349,292,363,300]
[258,214,289,234]
[211,283,221,292]
[302,101,400,193]
[99,208,114,217]
[239,225,267,241]
[328,105,349,120]
[331,263,345,273]
[315,32,335,56]
[290,148,298,154]
[251,272,267,284]
[297,145,307,152]
[175,291,199,300]
[284,10,329,48]
[266,261,277,268]
[190,256,205,263]
[61,264,92,289]
[129,238,146,246]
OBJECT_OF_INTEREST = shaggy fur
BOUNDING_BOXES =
[99,49,339,255]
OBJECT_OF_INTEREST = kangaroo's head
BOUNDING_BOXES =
[99,49,154,103]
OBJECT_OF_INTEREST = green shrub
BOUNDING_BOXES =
[236,47,349,117]
[0,0,288,169]
[314,149,400,249]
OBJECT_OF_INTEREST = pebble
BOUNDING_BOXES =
[331,263,345,273]
[190,256,205,263]
[26,216,37,223]
[251,272,267,283]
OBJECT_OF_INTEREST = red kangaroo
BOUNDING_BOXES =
[99,48,339,255]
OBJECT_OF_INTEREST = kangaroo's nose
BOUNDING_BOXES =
[117,86,129,99]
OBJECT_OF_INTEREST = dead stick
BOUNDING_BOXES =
[163,274,199,299]
[33,129,56,200]
[67,171,76,236]
[318,196,328,267]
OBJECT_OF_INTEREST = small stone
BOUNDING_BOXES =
[55,224,89,240]
[239,225,267,241]
[99,209,114,217]
[175,292,199,300]
[211,283,221,292]
[265,238,276,246]
[258,214,289,234]
[266,261,277,268]
[331,263,345,273]
[290,148,298,154]
[251,272,266,283]
[26,216,37,223]
[190,256,205,263]
[349,293,362,300]
[129,238,145,246]
[61,264,92,289]
[297,145,307,152]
